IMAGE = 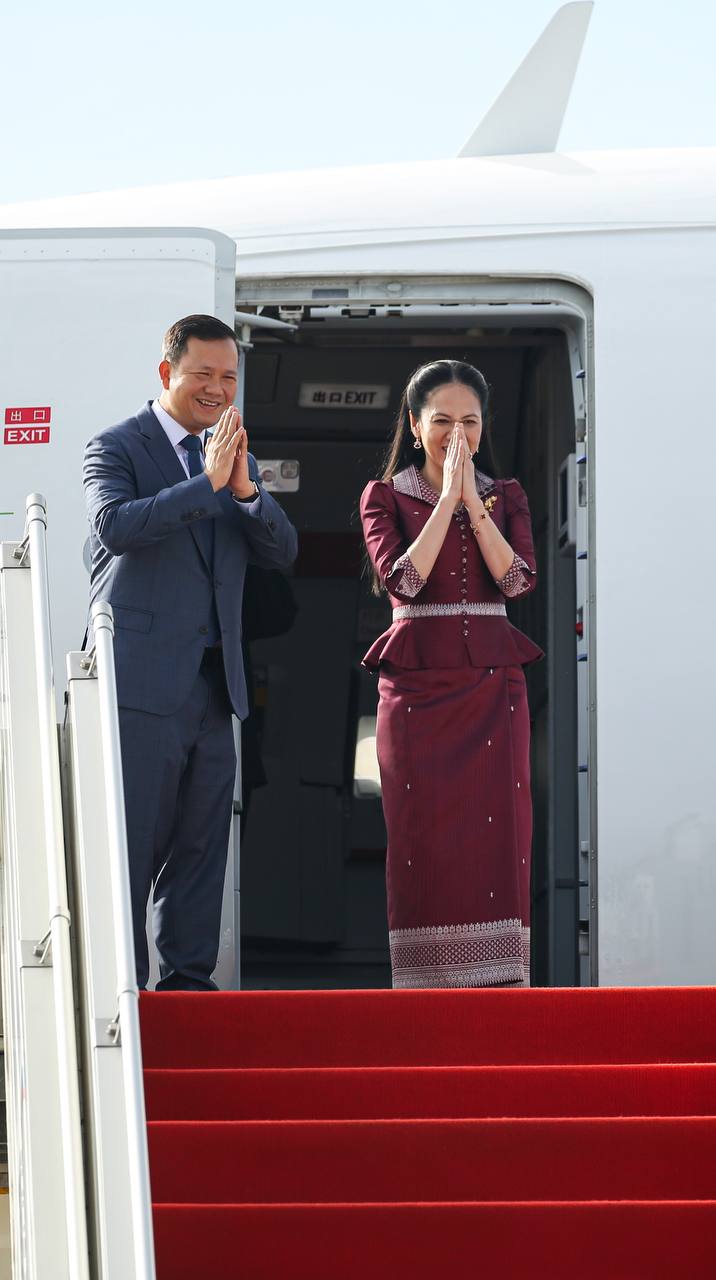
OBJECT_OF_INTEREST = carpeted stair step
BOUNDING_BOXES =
[144,1061,716,1120]
[147,1116,716,1203]
[152,1200,716,1280]
[141,987,716,1278]
[140,987,716,1068]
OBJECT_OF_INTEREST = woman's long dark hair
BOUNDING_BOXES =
[368,360,499,594]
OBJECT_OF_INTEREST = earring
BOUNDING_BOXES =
[413,436,422,450]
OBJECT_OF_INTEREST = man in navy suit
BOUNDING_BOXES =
[83,314,298,990]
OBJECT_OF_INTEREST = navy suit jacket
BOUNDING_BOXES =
[83,401,298,719]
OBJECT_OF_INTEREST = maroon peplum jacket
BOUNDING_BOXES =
[360,464,543,672]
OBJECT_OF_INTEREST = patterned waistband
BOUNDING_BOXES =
[392,602,507,621]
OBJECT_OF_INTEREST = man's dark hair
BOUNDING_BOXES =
[162,314,239,365]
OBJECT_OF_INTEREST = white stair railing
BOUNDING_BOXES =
[64,602,156,1280]
[1,495,156,1280]
[0,495,90,1280]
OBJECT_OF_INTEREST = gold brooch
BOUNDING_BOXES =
[484,494,498,514]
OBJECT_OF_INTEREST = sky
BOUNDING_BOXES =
[1,0,714,205]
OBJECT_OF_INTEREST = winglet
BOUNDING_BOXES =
[459,2,593,158]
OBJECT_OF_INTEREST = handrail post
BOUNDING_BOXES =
[91,601,156,1279]
[25,493,90,1280]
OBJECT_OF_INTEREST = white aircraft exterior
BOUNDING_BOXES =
[1,2,714,990]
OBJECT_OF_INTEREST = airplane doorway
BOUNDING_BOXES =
[237,281,594,991]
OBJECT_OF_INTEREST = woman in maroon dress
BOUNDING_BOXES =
[360,360,542,989]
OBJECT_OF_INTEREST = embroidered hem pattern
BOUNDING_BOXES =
[389,919,531,989]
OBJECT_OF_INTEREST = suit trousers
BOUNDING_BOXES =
[118,651,236,990]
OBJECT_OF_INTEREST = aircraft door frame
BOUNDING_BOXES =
[234,274,597,986]
[229,308,299,989]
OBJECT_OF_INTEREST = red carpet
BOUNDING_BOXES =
[140,987,716,1279]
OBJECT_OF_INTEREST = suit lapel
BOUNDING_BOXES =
[136,402,213,571]
[137,401,188,486]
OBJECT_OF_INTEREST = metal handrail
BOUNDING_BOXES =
[91,600,156,1279]
[24,494,90,1280]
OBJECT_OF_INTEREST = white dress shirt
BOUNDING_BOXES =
[151,399,207,478]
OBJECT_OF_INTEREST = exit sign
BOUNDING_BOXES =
[5,406,51,425]
[4,426,51,444]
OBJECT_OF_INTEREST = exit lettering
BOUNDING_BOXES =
[346,390,378,406]
[4,426,51,445]
[298,383,390,410]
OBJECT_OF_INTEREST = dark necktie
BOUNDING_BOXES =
[180,434,220,644]
[181,432,213,556]
[181,433,204,477]
[180,432,214,558]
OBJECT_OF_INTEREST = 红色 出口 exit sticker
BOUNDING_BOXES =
[4,406,52,444]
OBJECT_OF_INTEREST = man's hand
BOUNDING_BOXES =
[204,406,244,493]
[228,420,254,498]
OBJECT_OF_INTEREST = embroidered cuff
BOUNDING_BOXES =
[390,552,426,598]
[496,554,534,598]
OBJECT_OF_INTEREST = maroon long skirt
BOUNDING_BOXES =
[376,664,532,989]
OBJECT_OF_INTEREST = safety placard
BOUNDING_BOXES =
[4,426,51,444]
[298,384,390,410]
[4,406,52,445]
[256,459,300,493]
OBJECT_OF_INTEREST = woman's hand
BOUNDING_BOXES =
[440,428,464,509]
[459,431,480,506]
[456,426,484,519]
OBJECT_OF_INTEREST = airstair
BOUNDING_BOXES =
[0,495,155,1280]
